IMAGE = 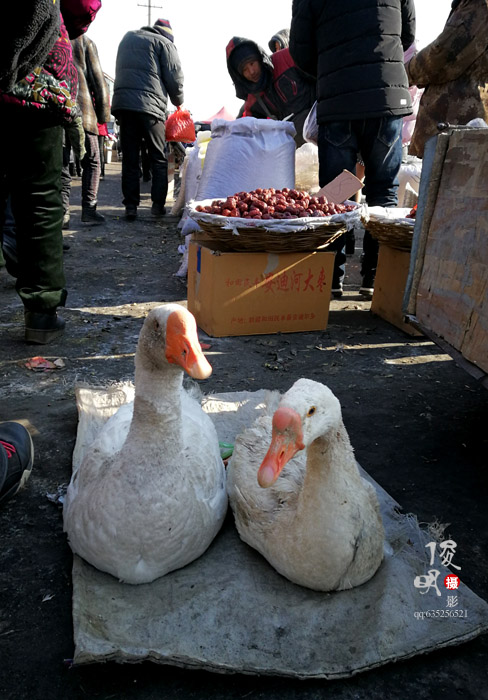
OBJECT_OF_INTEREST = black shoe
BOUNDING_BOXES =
[360,273,375,298]
[125,206,137,221]
[0,422,34,505]
[62,213,70,230]
[24,311,65,344]
[151,203,166,217]
[63,242,70,251]
[81,207,105,224]
[331,283,343,299]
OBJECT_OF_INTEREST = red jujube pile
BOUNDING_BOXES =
[195,188,356,220]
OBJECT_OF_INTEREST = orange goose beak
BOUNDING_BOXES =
[257,406,305,488]
[165,308,212,379]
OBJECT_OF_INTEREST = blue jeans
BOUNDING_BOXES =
[318,116,403,282]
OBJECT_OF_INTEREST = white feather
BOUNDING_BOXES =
[227,378,384,592]
[63,304,227,584]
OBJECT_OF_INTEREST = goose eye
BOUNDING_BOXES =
[154,320,160,330]
[307,406,316,417]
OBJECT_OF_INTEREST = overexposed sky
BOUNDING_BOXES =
[87,0,453,121]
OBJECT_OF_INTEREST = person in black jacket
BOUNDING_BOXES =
[112,18,184,220]
[290,0,415,297]
[226,37,316,147]
[268,29,290,53]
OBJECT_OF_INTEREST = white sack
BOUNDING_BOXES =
[195,117,296,201]
[179,131,212,235]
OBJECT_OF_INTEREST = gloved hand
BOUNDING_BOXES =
[65,116,86,160]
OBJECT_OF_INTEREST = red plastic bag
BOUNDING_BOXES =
[165,106,196,143]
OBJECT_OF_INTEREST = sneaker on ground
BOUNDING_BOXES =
[0,422,34,505]
[125,206,137,221]
[332,286,343,298]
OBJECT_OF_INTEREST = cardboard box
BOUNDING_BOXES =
[188,241,335,337]
[316,170,364,203]
[371,245,422,336]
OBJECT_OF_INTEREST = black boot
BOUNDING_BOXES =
[24,311,65,344]
[81,205,105,225]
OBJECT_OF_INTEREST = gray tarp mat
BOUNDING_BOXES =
[70,387,488,677]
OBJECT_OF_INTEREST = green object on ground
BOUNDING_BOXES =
[219,441,234,460]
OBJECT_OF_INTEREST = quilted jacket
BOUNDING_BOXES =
[406,0,488,157]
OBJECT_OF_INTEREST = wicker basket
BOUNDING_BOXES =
[193,218,347,253]
[363,215,415,252]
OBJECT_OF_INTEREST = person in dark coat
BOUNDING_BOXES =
[290,0,415,297]
[64,34,111,225]
[112,18,185,220]
[226,36,316,147]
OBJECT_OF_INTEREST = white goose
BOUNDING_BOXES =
[227,378,384,591]
[63,304,227,584]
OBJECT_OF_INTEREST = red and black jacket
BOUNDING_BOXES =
[226,36,316,121]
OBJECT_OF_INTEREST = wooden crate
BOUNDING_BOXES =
[371,245,422,336]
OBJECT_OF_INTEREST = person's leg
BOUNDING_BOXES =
[142,114,168,215]
[118,111,143,217]
[7,114,67,342]
[141,138,151,182]
[98,135,105,179]
[358,116,403,295]
[81,132,104,223]
[317,121,358,295]
[61,130,72,229]
[2,197,19,277]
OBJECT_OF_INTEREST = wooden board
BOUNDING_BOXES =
[406,128,488,375]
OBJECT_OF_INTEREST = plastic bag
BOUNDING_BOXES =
[295,142,320,193]
[303,101,318,146]
[165,106,196,143]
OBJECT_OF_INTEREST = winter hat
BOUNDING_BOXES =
[231,44,261,75]
[153,18,174,42]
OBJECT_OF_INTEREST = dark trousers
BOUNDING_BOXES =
[61,131,72,216]
[98,135,106,178]
[0,112,66,313]
[117,110,168,208]
[318,116,403,282]
[81,132,101,207]
[61,131,102,213]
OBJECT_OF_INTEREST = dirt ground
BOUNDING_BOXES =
[1,161,487,700]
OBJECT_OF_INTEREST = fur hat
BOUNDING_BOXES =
[153,18,174,42]
[231,44,260,75]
